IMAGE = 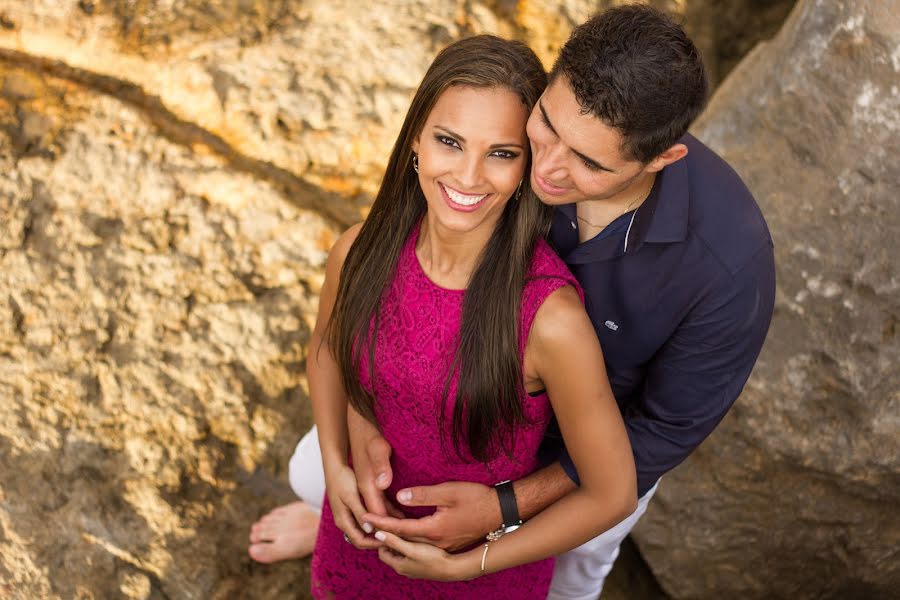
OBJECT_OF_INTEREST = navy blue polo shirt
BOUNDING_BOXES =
[546,134,776,498]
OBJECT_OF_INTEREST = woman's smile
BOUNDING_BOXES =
[439,182,491,211]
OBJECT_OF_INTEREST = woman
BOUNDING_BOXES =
[309,35,636,598]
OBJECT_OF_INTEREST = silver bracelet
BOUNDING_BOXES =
[480,542,491,576]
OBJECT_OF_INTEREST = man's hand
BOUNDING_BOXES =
[347,406,404,519]
[363,481,501,551]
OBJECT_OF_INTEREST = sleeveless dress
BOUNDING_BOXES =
[311,223,582,599]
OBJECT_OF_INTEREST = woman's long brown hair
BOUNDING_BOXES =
[328,35,551,462]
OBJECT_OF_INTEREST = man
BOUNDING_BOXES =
[249,5,775,599]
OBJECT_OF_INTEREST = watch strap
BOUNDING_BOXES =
[493,480,522,529]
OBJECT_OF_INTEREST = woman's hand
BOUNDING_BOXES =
[374,530,479,582]
[324,462,382,550]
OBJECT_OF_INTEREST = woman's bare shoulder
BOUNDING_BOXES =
[326,222,365,271]
[529,285,598,360]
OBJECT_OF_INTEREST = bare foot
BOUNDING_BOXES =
[248,501,320,563]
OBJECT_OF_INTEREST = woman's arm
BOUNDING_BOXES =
[473,284,636,573]
[308,223,380,548]
[376,284,637,579]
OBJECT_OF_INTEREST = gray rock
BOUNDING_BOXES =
[632,1,900,598]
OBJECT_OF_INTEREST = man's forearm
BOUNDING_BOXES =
[512,461,577,521]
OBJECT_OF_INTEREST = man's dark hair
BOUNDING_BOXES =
[551,4,709,163]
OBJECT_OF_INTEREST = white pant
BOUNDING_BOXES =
[289,425,326,512]
[545,479,658,599]
[288,426,657,598]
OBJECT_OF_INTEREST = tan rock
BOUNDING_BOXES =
[0,61,330,598]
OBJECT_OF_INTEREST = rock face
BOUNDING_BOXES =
[0,64,336,598]
[632,1,900,598]
[0,0,808,598]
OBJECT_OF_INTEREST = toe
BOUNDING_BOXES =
[259,520,279,540]
[249,543,275,564]
[249,523,264,543]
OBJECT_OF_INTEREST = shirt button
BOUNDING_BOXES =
[571,221,576,229]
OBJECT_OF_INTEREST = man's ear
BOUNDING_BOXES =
[646,143,688,173]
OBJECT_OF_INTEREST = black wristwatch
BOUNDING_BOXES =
[487,480,523,541]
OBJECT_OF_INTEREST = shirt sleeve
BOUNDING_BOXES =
[559,242,776,497]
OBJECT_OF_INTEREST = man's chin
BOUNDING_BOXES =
[531,174,575,205]
[533,188,572,206]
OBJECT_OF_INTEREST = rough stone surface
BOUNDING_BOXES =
[0,65,334,599]
[0,0,803,598]
[632,1,900,598]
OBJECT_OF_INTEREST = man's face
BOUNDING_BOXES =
[526,76,647,206]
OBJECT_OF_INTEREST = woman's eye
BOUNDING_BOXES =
[491,150,520,160]
[436,135,460,149]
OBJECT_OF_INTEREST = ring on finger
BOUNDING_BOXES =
[343,533,352,543]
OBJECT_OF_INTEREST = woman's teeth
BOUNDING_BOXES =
[442,184,487,206]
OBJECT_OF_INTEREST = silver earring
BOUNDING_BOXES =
[514,179,523,200]
[413,154,419,173]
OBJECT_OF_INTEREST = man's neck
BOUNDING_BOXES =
[575,172,656,239]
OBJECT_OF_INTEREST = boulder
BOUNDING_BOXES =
[632,1,900,598]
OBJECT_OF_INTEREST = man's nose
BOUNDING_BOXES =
[536,142,567,180]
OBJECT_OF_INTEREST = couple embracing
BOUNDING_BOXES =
[250,5,775,599]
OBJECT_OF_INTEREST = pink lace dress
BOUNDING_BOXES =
[311,223,581,599]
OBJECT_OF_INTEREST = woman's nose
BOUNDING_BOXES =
[455,154,483,189]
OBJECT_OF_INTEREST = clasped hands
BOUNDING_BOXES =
[324,407,502,581]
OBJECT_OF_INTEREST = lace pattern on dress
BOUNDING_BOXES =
[311,223,582,599]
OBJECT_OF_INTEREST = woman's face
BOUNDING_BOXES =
[412,85,529,235]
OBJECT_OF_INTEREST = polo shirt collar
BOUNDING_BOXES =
[552,138,691,262]
[626,142,691,253]
[556,202,576,224]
